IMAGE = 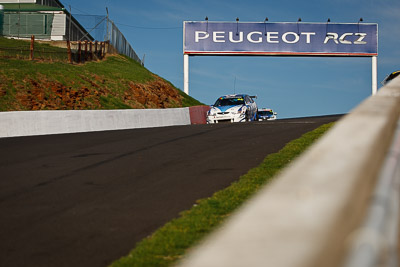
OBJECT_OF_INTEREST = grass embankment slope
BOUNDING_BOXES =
[110,123,334,267]
[0,37,202,111]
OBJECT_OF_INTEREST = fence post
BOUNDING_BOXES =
[84,41,88,62]
[30,35,34,60]
[78,41,81,63]
[95,41,98,59]
[98,42,101,58]
[89,42,93,61]
[67,40,72,64]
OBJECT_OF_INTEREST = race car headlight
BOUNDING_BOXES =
[237,106,246,114]
[208,109,216,116]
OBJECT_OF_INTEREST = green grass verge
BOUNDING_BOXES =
[109,122,335,267]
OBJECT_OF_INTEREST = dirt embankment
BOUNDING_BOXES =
[1,74,183,111]
[126,79,182,109]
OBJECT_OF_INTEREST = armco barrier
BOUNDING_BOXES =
[177,76,400,267]
[0,108,191,138]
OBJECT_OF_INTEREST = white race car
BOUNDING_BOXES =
[257,108,277,121]
[207,94,258,124]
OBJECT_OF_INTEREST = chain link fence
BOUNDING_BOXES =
[72,14,106,42]
[108,20,141,64]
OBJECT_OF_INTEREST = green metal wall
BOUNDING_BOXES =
[1,13,54,39]
[0,11,3,36]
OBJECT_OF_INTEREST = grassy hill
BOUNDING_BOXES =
[0,37,203,111]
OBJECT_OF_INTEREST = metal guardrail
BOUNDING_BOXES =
[177,76,400,267]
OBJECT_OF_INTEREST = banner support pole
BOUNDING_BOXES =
[184,54,189,95]
[372,56,378,95]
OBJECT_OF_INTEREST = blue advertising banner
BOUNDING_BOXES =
[184,21,378,56]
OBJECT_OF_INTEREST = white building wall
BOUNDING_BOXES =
[50,13,65,40]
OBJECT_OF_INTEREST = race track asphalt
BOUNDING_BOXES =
[0,115,341,267]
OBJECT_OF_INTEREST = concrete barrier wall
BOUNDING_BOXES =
[177,77,400,267]
[0,108,191,138]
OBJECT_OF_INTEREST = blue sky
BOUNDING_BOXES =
[60,0,400,118]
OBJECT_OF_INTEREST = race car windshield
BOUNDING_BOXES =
[383,71,400,85]
[259,111,273,115]
[388,72,400,81]
[214,98,245,106]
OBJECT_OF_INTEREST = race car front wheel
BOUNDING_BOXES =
[246,111,251,122]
